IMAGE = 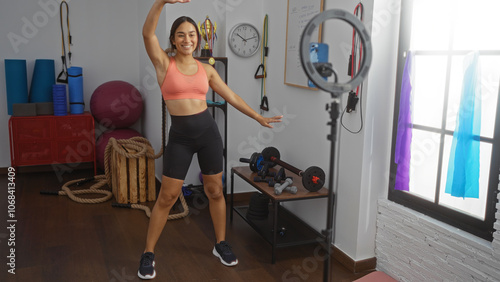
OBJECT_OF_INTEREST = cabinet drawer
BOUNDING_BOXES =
[55,140,94,164]
[54,117,93,139]
[16,142,52,164]
[12,119,51,141]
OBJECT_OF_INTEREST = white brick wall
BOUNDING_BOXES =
[375,177,500,281]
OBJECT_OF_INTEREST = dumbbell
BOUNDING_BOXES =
[267,167,287,187]
[262,147,325,192]
[274,167,287,183]
[253,176,273,186]
[258,165,275,179]
[274,178,297,195]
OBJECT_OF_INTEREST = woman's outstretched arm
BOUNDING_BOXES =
[204,65,282,128]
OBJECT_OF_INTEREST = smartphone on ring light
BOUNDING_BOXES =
[308,43,329,88]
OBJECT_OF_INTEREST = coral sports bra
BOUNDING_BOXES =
[161,57,209,101]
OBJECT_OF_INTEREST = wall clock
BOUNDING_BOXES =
[228,23,261,57]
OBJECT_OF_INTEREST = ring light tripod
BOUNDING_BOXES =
[299,9,372,282]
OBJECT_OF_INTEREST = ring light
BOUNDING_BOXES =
[300,9,372,95]
[298,9,373,282]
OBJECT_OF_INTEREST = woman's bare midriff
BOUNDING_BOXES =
[164,99,208,116]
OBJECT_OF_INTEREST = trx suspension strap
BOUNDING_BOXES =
[349,2,364,97]
[57,0,72,83]
[341,1,365,134]
[255,14,269,112]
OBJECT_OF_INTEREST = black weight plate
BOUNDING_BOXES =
[249,152,260,172]
[302,166,325,192]
[262,147,280,168]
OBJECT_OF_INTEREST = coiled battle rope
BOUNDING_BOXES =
[44,101,189,220]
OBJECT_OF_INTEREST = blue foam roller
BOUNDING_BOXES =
[30,59,55,103]
[52,84,67,116]
[5,59,29,115]
[68,66,84,114]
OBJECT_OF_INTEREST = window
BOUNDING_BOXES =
[388,0,500,241]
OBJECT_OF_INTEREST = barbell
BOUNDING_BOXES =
[240,147,325,192]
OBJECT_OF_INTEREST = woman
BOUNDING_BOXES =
[139,0,282,279]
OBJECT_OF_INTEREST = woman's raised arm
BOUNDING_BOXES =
[143,0,191,71]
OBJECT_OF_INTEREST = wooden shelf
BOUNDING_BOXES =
[230,165,330,263]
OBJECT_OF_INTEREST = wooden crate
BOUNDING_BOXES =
[111,145,156,204]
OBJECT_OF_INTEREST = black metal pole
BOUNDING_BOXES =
[323,97,340,282]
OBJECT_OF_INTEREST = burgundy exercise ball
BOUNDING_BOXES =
[95,128,143,170]
[90,80,144,129]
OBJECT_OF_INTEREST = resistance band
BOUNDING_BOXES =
[350,2,364,96]
[255,14,269,112]
[57,0,72,83]
[341,2,365,133]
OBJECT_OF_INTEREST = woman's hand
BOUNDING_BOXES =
[257,115,283,128]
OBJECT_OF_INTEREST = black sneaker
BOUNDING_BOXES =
[212,241,238,266]
[138,252,156,279]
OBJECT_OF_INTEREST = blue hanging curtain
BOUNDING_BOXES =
[445,52,481,198]
[394,51,414,191]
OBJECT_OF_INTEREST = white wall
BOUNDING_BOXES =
[376,197,500,281]
[355,0,401,261]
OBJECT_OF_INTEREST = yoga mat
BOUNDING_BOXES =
[30,59,55,103]
[52,84,67,116]
[68,66,84,114]
[5,59,29,115]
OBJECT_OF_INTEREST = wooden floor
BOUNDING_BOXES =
[0,168,371,282]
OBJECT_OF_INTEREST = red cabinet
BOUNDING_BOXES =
[9,112,96,173]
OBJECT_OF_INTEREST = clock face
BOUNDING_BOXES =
[228,23,260,57]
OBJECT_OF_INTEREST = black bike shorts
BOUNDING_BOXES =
[163,109,223,180]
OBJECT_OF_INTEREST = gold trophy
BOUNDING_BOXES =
[198,16,217,63]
